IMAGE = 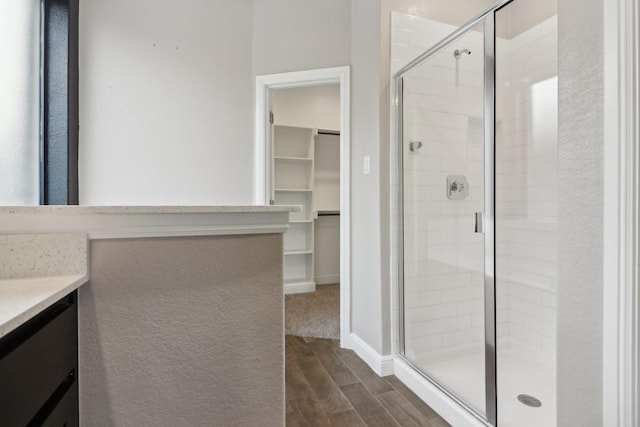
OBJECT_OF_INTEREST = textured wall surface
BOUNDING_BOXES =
[79,234,284,426]
[557,0,604,424]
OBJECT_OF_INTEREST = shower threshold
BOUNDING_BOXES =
[410,347,556,427]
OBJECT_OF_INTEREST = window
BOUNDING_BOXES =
[0,0,78,205]
[0,0,41,205]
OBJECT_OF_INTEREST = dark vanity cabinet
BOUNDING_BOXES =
[0,292,79,427]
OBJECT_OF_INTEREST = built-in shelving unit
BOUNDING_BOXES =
[272,125,317,294]
[272,126,341,294]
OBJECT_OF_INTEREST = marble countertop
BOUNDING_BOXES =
[0,274,88,338]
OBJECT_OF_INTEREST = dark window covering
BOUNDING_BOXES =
[42,0,79,205]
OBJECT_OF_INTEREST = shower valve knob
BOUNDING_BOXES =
[447,175,469,200]
[451,181,464,192]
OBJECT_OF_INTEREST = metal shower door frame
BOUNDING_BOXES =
[394,1,514,425]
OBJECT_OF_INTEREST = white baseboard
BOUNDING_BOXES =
[393,357,484,427]
[315,274,340,285]
[284,281,316,295]
[345,333,394,376]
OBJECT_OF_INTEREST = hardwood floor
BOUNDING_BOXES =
[286,336,451,427]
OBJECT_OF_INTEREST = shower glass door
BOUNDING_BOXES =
[399,19,493,420]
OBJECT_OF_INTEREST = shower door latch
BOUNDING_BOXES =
[474,212,484,234]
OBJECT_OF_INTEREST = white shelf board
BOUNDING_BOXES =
[275,188,312,192]
[284,280,316,295]
[274,156,313,162]
[285,250,313,256]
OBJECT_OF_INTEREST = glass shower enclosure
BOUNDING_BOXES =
[396,1,557,426]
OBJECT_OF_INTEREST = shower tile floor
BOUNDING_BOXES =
[416,348,555,427]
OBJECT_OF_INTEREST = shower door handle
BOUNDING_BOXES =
[474,212,484,234]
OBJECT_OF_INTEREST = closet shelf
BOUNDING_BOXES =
[317,210,340,216]
[284,250,313,256]
[284,279,315,286]
[274,124,317,295]
[275,188,312,192]
[274,156,313,162]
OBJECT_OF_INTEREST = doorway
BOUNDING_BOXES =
[255,66,351,346]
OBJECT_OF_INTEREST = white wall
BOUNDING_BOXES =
[557,0,604,424]
[314,133,340,285]
[79,0,254,205]
[271,85,340,131]
[314,216,340,284]
[252,0,351,76]
[350,0,385,354]
[314,133,340,211]
[79,0,350,206]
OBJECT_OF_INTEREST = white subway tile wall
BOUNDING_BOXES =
[392,12,557,367]
[394,13,486,368]
[495,14,558,366]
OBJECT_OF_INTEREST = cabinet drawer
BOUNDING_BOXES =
[0,295,77,427]
[42,378,79,427]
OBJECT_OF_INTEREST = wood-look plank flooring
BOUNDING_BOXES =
[286,336,451,427]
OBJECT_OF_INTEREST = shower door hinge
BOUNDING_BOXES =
[269,111,274,124]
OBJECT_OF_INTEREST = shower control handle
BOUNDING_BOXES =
[474,212,484,234]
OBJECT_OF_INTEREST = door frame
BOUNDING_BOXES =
[603,0,639,425]
[393,8,498,425]
[254,66,351,347]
